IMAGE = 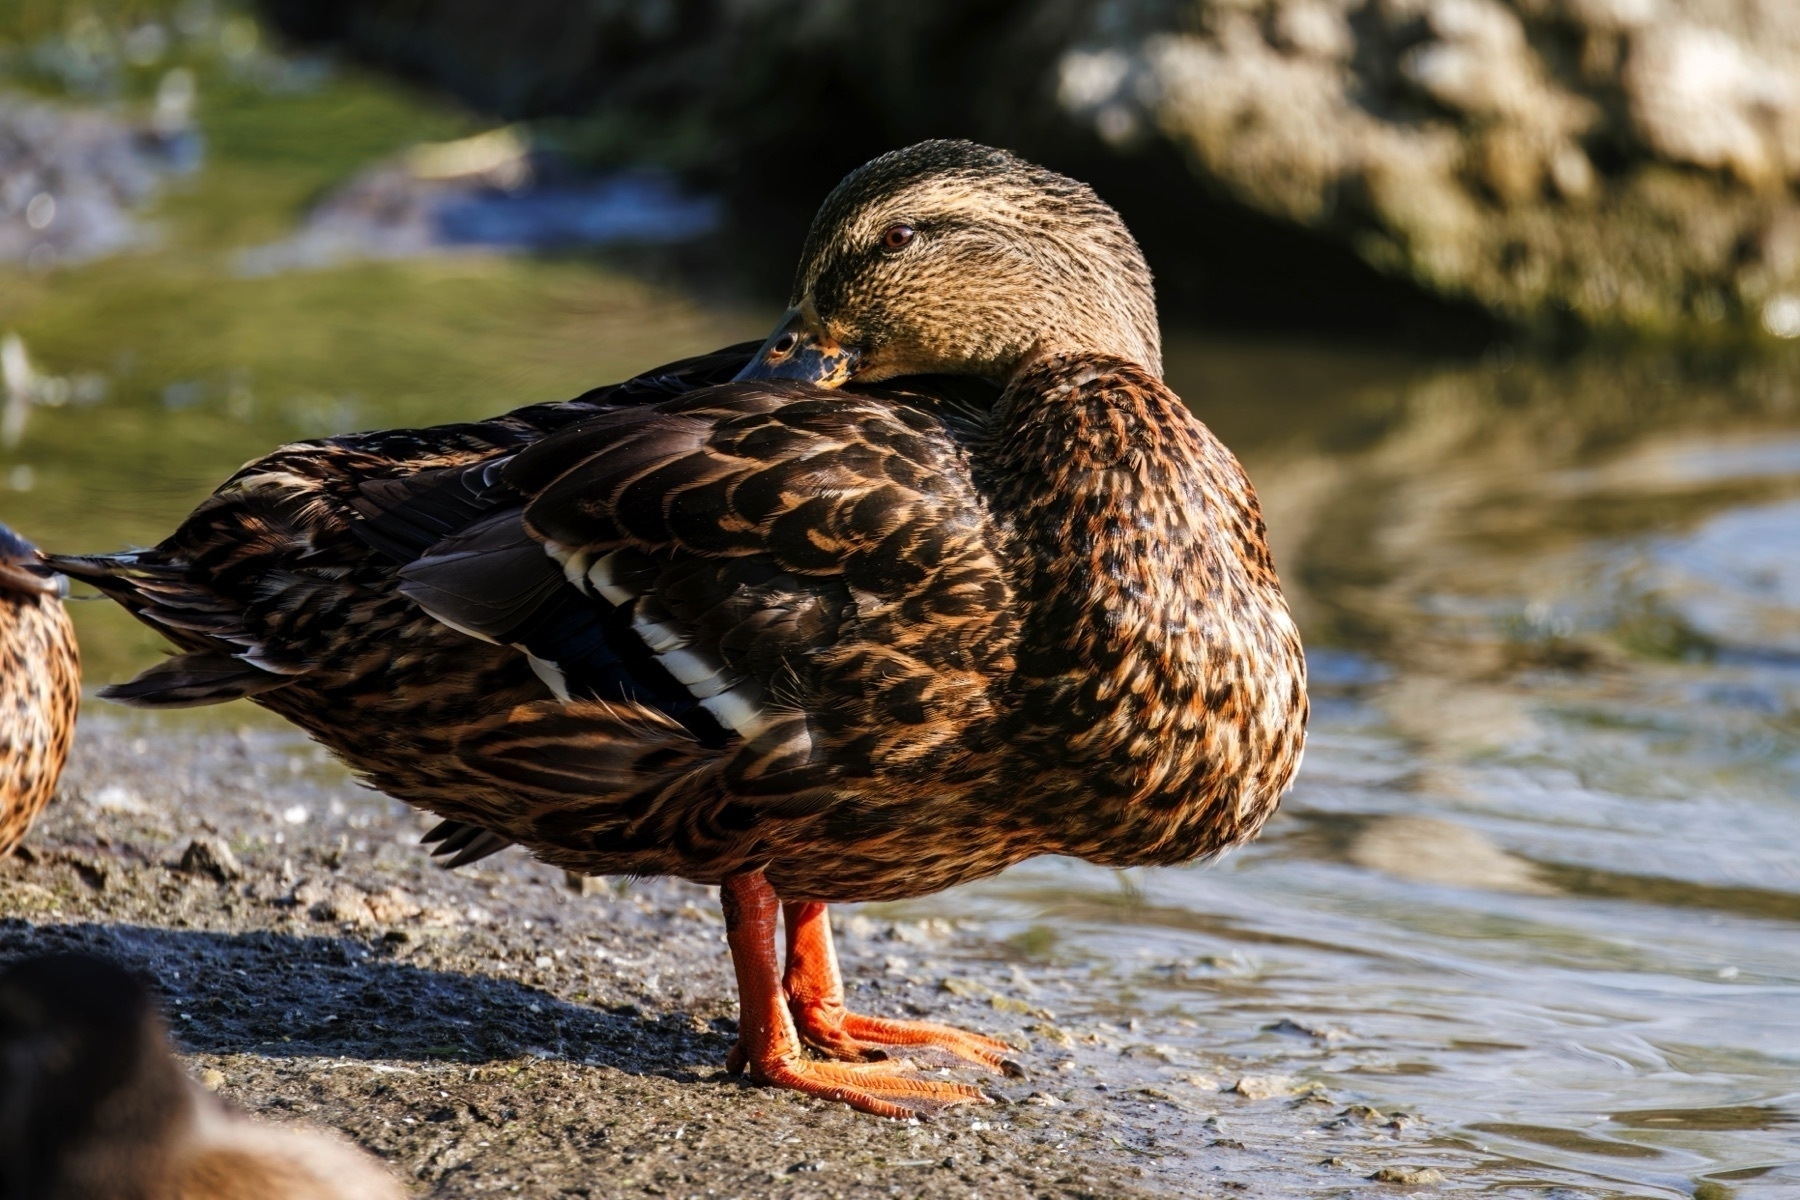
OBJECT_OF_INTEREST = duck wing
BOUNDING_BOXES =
[47,342,761,701]
[384,379,1014,877]
[48,344,761,870]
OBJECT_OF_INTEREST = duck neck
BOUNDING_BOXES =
[977,352,1305,861]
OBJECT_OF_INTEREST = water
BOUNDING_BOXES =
[894,347,1800,1195]
[4,7,1799,1196]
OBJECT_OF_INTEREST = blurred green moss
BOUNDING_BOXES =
[0,2,764,686]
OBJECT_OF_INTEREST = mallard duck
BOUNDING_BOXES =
[0,523,79,858]
[0,952,404,1200]
[53,140,1307,1118]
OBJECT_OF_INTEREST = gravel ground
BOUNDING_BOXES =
[1,710,1440,1199]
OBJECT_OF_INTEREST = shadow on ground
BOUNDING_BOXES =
[0,920,733,1078]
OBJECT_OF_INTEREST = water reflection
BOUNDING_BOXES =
[1613,1106,1799,1133]
[1288,813,1555,895]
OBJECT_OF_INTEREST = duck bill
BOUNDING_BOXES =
[733,305,861,387]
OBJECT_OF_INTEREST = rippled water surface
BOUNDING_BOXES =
[4,9,1798,1196]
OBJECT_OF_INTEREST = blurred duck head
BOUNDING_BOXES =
[0,953,189,1200]
[0,953,405,1200]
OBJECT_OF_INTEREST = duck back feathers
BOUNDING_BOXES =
[52,345,1303,901]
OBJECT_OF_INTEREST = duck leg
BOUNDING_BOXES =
[780,899,1024,1077]
[720,871,991,1118]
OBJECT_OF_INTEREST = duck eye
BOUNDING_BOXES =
[882,223,916,250]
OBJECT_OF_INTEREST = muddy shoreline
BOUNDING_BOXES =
[1,710,1442,1198]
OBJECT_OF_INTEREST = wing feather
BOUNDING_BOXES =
[77,362,1010,873]
[98,651,292,708]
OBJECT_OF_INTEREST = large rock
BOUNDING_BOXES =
[1060,0,1800,336]
[263,0,1800,338]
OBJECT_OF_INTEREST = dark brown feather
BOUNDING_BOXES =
[100,651,291,708]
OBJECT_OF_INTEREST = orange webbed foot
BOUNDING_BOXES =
[721,875,995,1119]
[726,1040,991,1119]
[791,1002,1025,1077]
[779,899,1027,1077]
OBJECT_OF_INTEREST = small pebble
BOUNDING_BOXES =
[177,837,242,883]
[1371,1166,1446,1184]
[1232,1074,1298,1100]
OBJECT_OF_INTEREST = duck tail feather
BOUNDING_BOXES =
[39,550,135,577]
[419,819,514,869]
[39,551,168,603]
[98,651,292,709]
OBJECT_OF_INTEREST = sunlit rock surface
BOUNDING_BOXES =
[266,0,1800,337]
[1062,0,1800,336]
[238,126,722,274]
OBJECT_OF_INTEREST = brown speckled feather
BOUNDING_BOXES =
[48,352,1303,902]
[978,357,1306,867]
[399,378,1021,888]
[47,348,762,820]
[0,528,79,857]
[338,355,1301,900]
[493,354,1303,899]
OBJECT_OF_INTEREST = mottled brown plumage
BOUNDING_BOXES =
[53,141,1307,1117]
[0,524,79,858]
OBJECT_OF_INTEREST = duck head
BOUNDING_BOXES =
[736,140,1161,387]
